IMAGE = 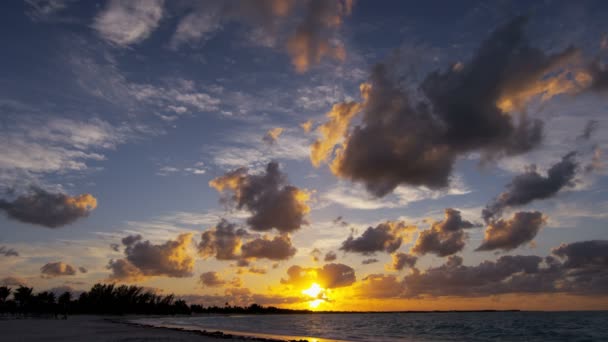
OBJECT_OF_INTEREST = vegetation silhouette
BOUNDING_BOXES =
[0,284,311,316]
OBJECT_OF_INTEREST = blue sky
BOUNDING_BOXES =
[0,0,607,310]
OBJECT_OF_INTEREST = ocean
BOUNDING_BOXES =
[132,311,608,341]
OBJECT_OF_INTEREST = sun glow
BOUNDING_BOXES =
[302,283,326,309]
[303,283,323,298]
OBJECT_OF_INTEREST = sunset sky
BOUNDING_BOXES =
[1,0,608,311]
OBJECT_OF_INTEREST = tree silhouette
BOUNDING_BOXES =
[0,283,311,316]
[0,286,10,304]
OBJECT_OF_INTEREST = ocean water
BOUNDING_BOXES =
[133,311,608,341]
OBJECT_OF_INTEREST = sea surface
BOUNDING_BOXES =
[133,311,608,341]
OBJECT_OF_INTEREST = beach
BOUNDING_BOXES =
[0,315,264,342]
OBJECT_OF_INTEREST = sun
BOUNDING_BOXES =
[302,283,326,309]
[303,283,323,298]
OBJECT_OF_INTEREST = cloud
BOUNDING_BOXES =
[263,127,284,145]
[578,120,598,141]
[0,276,29,286]
[388,252,417,271]
[362,258,378,265]
[25,0,72,22]
[199,271,227,287]
[357,274,404,299]
[401,255,547,298]
[198,219,248,261]
[241,235,297,261]
[0,115,127,185]
[170,0,352,72]
[314,17,587,197]
[412,208,476,257]
[107,259,144,282]
[477,211,546,252]
[40,261,77,277]
[209,161,310,233]
[324,251,337,262]
[78,266,87,273]
[400,240,608,298]
[587,61,608,92]
[340,220,416,255]
[0,188,97,228]
[108,233,195,281]
[286,0,352,72]
[551,240,608,269]
[301,120,313,133]
[310,98,364,167]
[281,262,356,289]
[322,178,470,210]
[483,152,578,223]
[93,0,164,46]
[198,219,297,262]
[0,246,19,257]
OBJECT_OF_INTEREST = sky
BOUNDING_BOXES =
[1,0,608,311]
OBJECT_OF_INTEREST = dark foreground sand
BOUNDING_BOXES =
[0,315,262,342]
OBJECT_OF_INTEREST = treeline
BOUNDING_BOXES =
[0,283,311,316]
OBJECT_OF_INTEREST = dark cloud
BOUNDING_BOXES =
[107,259,144,282]
[0,246,19,257]
[110,243,120,252]
[357,274,404,299]
[362,258,378,265]
[241,235,297,261]
[198,219,297,263]
[199,271,226,287]
[552,240,608,269]
[587,61,608,92]
[237,266,267,275]
[401,255,550,298]
[578,120,598,141]
[40,261,77,278]
[78,266,87,273]
[389,252,417,271]
[108,233,195,281]
[121,234,142,246]
[483,152,578,223]
[281,263,356,289]
[397,240,608,298]
[316,17,583,197]
[333,216,348,227]
[0,187,97,228]
[340,221,416,255]
[198,219,248,261]
[412,208,476,257]
[477,211,546,252]
[210,162,310,233]
[324,251,337,262]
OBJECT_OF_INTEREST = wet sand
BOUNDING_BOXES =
[0,315,289,342]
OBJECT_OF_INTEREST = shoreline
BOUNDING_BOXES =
[0,315,256,341]
[119,318,320,342]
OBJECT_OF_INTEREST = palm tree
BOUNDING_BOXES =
[13,286,33,314]
[58,291,71,305]
[0,286,11,304]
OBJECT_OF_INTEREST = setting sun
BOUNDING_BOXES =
[302,283,326,309]
[302,283,323,298]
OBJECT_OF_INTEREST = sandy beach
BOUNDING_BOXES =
[0,315,258,342]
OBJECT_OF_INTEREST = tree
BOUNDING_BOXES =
[0,286,11,304]
[13,286,33,307]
